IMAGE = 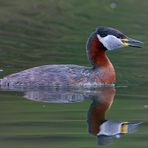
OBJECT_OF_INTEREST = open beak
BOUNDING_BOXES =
[122,38,143,48]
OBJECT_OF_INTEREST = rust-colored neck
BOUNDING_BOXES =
[87,32,111,68]
[86,32,116,84]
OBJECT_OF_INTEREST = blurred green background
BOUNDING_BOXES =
[0,0,147,148]
[0,0,147,85]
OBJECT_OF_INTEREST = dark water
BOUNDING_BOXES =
[0,0,148,148]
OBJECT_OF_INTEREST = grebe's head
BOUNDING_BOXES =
[96,27,143,51]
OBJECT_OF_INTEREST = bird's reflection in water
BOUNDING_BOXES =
[0,86,142,145]
[87,88,115,135]
[87,88,142,145]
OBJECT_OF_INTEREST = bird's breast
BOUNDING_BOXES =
[75,63,116,88]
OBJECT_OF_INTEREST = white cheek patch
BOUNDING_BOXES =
[97,34,124,50]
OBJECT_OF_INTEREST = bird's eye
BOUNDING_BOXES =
[116,35,121,39]
[116,34,125,39]
[100,33,107,38]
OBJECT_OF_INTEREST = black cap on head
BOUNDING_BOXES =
[96,26,126,39]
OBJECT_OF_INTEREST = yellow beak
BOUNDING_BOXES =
[121,38,143,48]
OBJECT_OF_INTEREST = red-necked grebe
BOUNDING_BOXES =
[0,27,143,89]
